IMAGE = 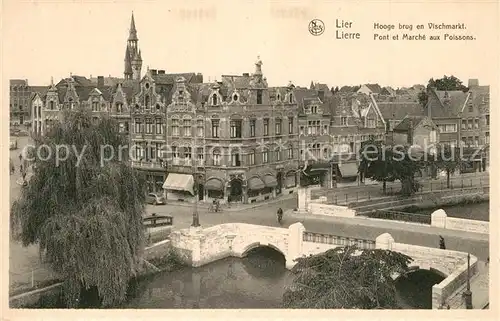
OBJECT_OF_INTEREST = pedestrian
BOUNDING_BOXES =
[18,153,22,162]
[439,235,446,250]
[19,163,23,174]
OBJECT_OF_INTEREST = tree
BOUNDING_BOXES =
[11,109,147,307]
[427,75,468,92]
[283,246,413,309]
[419,75,468,108]
[431,144,461,188]
[359,140,424,196]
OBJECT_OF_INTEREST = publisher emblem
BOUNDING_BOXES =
[309,19,325,36]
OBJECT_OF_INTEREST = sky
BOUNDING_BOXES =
[2,0,499,88]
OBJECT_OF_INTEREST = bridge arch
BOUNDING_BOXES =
[240,242,286,258]
[392,264,448,281]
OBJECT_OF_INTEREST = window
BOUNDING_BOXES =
[262,149,269,163]
[299,126,304,135]
[438,124,457,133]
[49,101,54,110]
[340,117,348,126]
[248,150,255,165]
[184,147,192,159]
[145,119,153,134]
[486,115,490,126]
[256,90,263,104]
[172,146,179,158]
[467,119,472,129]
[250,119,256,137]
[288,117,294,134]
[288,148,293,159]
[212,94,218,105]
[233,94,238,102]
[263,119,269,136]
[289,94,293,103]
[116,102,123,113]
[468,104,473,112]
[172,119,179,136]
[230,120,242,138]
[155,143,162,159]
[474,118,479,129]
[183,119,191,136]
[311,106,318,114]
[366,117,376,128]
[135,145,144,160]
[275,119,282,135]
[155,119,163,135]
[275,148,281,161]
[213,150,221,165]
[134,118,142,133]
[461,119,467,130]
[323,124,329,135]
[486,132,490,144]
[145,95,150,108]
[197,148,204,163]
[197,120,204,137]
[211,120,220,138]
[150,144,156,161]
[231,152,241,166]
[307,120,321,135]
[461,137,467,147]
[156,104,161,112]
[474,136,479,147]
[310,143,321,159]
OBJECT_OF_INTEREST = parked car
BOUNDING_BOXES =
[146,193,166,205]
[10,140,18,150]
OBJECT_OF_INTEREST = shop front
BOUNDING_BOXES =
[162,173,195,202]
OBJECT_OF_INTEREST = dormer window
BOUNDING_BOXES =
[156,104,160,111]
[179,90,184,96]
[256,90,263,105]
[145,83,150,90]
[135,104,140,111]
[311,106,318,114]
[233,94,238,102]
[277,93,281,101]
[289,94,293,103]
[145,95,150,108]
[212,93,218,105]
[49,101,55,110]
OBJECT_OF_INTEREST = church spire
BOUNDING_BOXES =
[128,12,138,41]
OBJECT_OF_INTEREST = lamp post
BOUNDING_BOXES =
[191,104,200,228]
[463,252,473,309]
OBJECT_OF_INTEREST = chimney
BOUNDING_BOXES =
[242,73,250,77]
[97,76,104,87]
[151,69,157,75]
[158,70,165,74]
[468,79,479,87]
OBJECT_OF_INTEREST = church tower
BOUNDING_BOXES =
[124,12,142,80]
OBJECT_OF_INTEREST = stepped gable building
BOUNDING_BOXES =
[33,75,136,138]
[160,57,299,204]
[130,68,204,193]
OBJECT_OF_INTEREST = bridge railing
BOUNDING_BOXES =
[365,209,432,224]
[303,231,376,249]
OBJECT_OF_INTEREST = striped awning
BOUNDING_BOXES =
[205,178,224,191]
[339,162,359,178]
[247,177,265,190]
[262,175,278,188]
[162,173,194,195]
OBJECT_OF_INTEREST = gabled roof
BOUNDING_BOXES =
[152,72,202,85]
[375,101,425,120]
[362,83,383,94]
[428,89,469,118]
[393,116,426,131]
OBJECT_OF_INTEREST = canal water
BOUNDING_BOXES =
[121,247,442,309]
[28,247,443,309]
[414,201,489,222]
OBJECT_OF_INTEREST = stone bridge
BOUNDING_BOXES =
[169,223,478,309]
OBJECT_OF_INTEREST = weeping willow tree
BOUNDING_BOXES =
[11,109,146,307]
[283,246,413,309]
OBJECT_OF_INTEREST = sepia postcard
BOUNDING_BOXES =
[1,0,498,320]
